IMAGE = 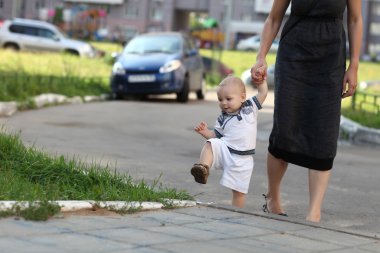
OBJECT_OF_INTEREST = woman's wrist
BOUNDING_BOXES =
[256,53,266,62]
[348,61,359,70]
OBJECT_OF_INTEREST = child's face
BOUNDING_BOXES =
[217,83,246,114]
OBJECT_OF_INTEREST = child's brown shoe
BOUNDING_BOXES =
[191,164,210,184]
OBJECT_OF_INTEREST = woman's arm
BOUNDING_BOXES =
[251,0,291,84]
[342,0,363,98]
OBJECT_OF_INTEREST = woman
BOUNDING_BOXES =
[251,0,362,222]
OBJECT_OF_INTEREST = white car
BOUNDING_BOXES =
[236,35,279,52]
[0,18,96,57]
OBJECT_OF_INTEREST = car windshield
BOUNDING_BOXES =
[123,35,181,54]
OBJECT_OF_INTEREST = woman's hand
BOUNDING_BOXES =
[250,59,268,85]
[342,64,358,98]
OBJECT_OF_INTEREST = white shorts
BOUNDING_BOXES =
[207,138,254,194]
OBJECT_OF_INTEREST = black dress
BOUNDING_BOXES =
[268,0,347,170]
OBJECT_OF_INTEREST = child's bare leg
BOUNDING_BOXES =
[199,142,213,167]
[232,190,245,208]
[191,142,213,184]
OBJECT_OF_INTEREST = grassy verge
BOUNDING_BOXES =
[0,130,193,220]
[0,50,111,102]
[341,84,380,128]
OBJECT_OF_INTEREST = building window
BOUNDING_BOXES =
[121,26,138,41]
[150,0,163,21]
[125,0,139,18]
[372,3,380,15]
[147,25,162,32]
[0,0,3,9]
[241,14,252,22]
[35,0,46,9]
[242,0,254,4]
[370,22,380,36]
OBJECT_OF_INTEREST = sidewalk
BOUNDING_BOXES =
[0,205,379,253]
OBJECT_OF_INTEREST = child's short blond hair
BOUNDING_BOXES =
[219,75,246,94]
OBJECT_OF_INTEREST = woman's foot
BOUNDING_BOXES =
[306,212,321,223]
[262,194,287,216]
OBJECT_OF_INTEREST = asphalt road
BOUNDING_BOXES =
[0,89,378,238]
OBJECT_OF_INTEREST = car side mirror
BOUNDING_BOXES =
[53,35,60,41]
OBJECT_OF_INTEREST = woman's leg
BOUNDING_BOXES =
[307,169,331,222]
[232,190,245,208]
[266,152,288,214]
[199,142,213,167]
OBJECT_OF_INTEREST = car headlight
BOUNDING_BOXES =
[112,62,125,75]
[159,60,181,73]
[83,44,92,53]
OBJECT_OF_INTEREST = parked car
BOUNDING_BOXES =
[110,32,205,102]
[201,56,234,78]
[241,64,275,88]
[0,18,97,57]
[236,35,279,52]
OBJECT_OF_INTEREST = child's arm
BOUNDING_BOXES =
[255,79,268,106]
[194,121,216,139]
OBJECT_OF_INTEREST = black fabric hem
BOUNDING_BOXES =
[268,145,333,171]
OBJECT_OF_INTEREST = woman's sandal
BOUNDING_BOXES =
[191,164,210,184]
[262,194,288,217]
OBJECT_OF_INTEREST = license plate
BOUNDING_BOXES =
[128,75,155,83]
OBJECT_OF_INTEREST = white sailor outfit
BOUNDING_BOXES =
[208,96,262,194]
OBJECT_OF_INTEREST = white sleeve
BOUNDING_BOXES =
[213,118,223,138]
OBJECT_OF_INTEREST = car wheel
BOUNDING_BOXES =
[64,49,80,56]
[111,92,123,100]
[196,77,206,100]
[4,43,19,51]
[176,77,189,103]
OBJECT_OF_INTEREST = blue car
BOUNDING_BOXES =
[110,32,205,102]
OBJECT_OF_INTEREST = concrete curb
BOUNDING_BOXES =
[0,93,109,117]
[340,115,380,147]
[0,200,197,213]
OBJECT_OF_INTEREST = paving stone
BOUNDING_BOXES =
[0,233,134,253]
[213,237,308,253]
[253,232,344,251]
[226,216,312,232]
[287,228,377,247]
[185,219,274,237]
[84,226,189,246]
[0,218,69,237]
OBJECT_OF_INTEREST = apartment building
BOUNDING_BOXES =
[0,0,377,55]
[0,0,268,46]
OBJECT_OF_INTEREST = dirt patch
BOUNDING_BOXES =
[62,207,122,217]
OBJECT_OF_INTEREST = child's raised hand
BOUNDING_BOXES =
[194,121,208,133]
[251,61,267,85]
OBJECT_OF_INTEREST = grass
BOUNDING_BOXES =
[341,84,380,128]
[0,49,111,102]
[0,130,193,220]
